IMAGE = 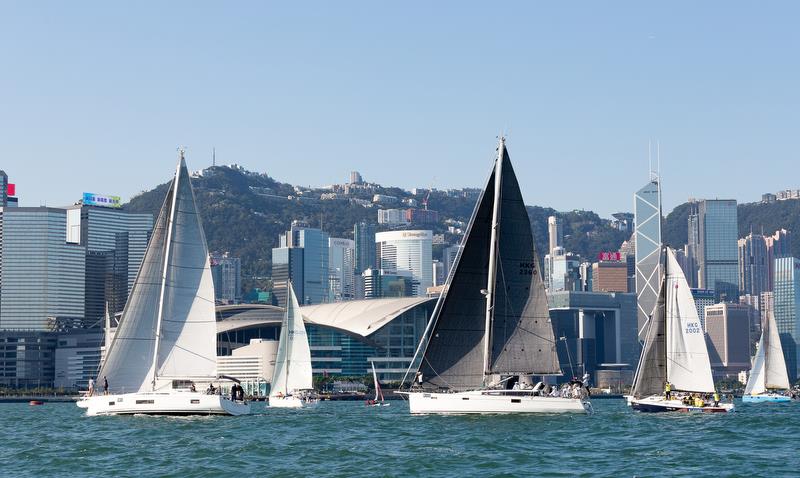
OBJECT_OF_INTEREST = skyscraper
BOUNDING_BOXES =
[773,256,800,380]
[328,237,355,301]
[66,204,153,322]
[738,233,769,298]
[375,230,432,297]
[695,199,739,301]
[0,207,86,330]
[210,252,242,304]
[547,215,562,255]
[704,303,751,379]
[353,222,376,274]
[634,178,662,337]
[766,229,792,291]
[271,221,329,306]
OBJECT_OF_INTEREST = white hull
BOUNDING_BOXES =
[629,395,734,413]
[76,391,251,416]
[402,390,591,414]
[269,395,319,409]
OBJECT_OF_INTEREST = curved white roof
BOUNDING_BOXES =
[301,297,436,337]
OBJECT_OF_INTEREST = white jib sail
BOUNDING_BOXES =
[765,311,791,390]
[270,283,313,397]
[744,333,767,395]
[664,248,715,393]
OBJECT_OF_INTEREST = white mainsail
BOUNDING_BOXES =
[745,311,790,395]
[98,153,218,393]
[270,283,313,396]
[664,248,715,393]
[372,362,384,402]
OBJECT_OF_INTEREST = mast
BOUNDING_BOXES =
[482,137,504,380]
[151,149,183,391]
[662,246,669,386]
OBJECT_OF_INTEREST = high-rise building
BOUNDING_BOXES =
[546,247,582,292]
[704,303,751,379]
[634,178,662,337]
[328,238,355,302]
[548,216,563,256]
[442,244,462,281]
[432,260,445,287]
[592,260,628,293]
[349,171,363,185]
[210,252,242,304]
[694,199,739,301]
[738,233,769,298]
[361,268,414,299]
[0,171,18,208]
[686,209,700,288]
[0,207,86,330]
[766,229,792,291]
[375,230,433,297]
[66,204,153,323]
[773,256,800,380]
[690,288,715,330]
[271,221,329,306]
[353,222,376,274]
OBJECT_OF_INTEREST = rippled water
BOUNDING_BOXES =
[2,398,798,477]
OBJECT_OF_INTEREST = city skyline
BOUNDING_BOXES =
[2,2,800,217]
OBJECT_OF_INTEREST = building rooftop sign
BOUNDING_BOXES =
[83,192,122,208]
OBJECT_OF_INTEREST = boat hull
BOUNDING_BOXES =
[76,392,250,416]
[629,396,734,413]
[401,390,591,414]
[742,393,792,403]
[269,395,319,409]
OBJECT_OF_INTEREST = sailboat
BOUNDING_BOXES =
[743,311,792,403]
[269,282,319,408]
[367,362,389,407]
[629,247,733,413]
[77,151,250,416]
[398,138,591,414]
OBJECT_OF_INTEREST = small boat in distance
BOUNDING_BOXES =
[743,310,792,403]
[77,150,250,416]
[269,283,319,409]
[367,362,389,407]
[398,138,591,414]
[628,247,733,413]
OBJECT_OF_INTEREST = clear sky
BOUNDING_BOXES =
[1,2,798,217]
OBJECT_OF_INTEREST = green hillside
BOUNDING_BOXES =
[125,165,633,290]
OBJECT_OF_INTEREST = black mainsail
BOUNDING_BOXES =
[630,265,667,398]
[413,139,560,391]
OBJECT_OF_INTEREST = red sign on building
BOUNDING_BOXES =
[597,251,622,262]
[7,183,15,196]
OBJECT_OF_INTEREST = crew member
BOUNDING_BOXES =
[664,381,671,400]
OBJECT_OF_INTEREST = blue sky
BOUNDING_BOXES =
[1,2,798,217]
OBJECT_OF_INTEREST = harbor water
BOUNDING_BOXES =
[3,398,799,477]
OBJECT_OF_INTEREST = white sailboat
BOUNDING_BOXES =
[77,151,250,416]
[398,138,591,414]
[743,311,792,403]
[367,362,389,407]
[269,282,319,408]
[629,247,733,413]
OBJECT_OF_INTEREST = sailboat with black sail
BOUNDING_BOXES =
[628,247,733,413]
[398,138,591,414]
[77,151,250,416]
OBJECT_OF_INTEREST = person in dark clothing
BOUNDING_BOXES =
[103,376,109,395]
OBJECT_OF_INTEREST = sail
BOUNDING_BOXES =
[270,283,313,396]
[764,311,791,390]
[372,362,384,402]
[417,163,495,390]
[744,333,766,395]
[631,273,667,398]
[489,148,559,375]
[154,158,218,385]
[664,248,715,393]
[98,184,171,393]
